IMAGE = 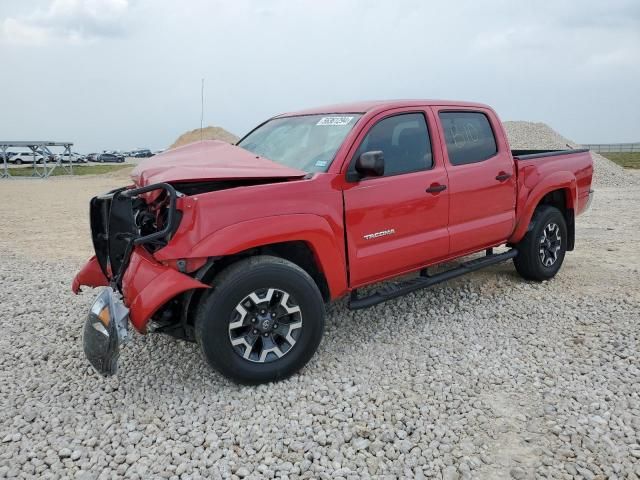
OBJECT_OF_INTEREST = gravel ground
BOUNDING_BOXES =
[1,125,639,479]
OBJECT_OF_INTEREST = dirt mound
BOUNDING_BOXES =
[503,121,637,188]
[170,126,238,149]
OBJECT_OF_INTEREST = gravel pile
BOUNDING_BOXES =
[1,184,640,479]
[503,121,638,189]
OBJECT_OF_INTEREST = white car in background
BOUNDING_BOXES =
[57,152,87,163]
[8,152,45,164]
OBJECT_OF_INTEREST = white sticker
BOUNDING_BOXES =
[316,116,354,126]
[314,160,328,167]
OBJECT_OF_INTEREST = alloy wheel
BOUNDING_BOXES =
[539,222,562,267]
[228,288,303,363]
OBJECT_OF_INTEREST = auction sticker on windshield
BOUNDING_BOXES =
[316,116,354,126]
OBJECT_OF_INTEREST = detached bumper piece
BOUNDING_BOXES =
[83,287,130,376]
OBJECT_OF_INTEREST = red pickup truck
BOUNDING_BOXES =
[73,100,593,384]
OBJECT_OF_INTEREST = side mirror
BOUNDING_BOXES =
[349,150,384,181]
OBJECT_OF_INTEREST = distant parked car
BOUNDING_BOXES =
[86,153,99,162]
[9,152,45,164]
[97,153,125,163]
[131,149,154,158]
[57,152,87,163]
[1,151,17,162]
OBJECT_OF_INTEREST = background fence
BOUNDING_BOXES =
[583,143,640,153]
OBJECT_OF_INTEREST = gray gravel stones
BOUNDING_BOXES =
[2,211,639,479]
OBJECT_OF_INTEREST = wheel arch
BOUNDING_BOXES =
[197,240,332,299]
[187,214,347,298]
[535,188,575,251]
[510,172,577,249]
[179,240,332,339]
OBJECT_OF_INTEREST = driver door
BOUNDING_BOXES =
[343,110,450,287]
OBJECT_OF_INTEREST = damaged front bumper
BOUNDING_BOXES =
[73,182,208,376]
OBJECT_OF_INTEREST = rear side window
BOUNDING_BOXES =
[439,111,497,165]
[353,113,433,176]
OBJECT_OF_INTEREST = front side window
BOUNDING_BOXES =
[238,114,362,173]
[439,111,497,166]
[352,113,433,176]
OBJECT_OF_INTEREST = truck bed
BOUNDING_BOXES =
[512,148,590,160]
[513,148,593,220]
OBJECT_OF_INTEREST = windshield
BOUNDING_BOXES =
[238,114,362,173]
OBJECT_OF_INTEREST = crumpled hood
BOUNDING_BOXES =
[131,140,306,186]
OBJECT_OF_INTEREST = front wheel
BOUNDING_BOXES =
[514,205,567,281]
[195,255,325,384]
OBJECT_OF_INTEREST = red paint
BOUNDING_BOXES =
[341,107,450,286]
[72,256,108,293]
[121,248,208,332]
[131,140,306,187]
[433,105,518,255]
[73,100,593,331]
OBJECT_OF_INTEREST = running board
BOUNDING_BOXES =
[348,249,518,310]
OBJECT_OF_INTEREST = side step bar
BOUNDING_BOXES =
[348,249,518,310]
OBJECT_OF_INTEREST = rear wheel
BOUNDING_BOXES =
[195,255,325,384]
[514,205,567,281]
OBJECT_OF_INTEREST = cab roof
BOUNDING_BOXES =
[278,99,491,117]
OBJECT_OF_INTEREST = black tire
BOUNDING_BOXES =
[15,159,22,165]
[195,255,325,384]
[514,205,567,281]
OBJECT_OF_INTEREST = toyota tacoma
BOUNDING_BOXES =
[73,100,594,384]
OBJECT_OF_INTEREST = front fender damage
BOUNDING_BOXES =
[72,256,109,294]
[73,248,209,333]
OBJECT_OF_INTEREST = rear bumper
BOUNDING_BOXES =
[584,189,595,213]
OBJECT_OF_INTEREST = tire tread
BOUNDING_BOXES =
[514,205,567,281]
[194,255,325,384]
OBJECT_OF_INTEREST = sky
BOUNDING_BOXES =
[0,0,638,152]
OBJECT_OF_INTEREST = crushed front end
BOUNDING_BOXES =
[73,182,208,376]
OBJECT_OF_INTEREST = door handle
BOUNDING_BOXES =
[426,184,447,193]
[496,172,512,181]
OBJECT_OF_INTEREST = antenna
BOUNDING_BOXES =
[200,78,205,142]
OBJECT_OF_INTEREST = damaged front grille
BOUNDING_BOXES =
[89,183,180,288]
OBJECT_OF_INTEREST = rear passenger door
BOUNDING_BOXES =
[435,108,516,255]
[343,109,450,287]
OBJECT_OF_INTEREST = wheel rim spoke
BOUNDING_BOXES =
[540,222,561,267]
[259,336,284,362]
[228,287,303,364]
